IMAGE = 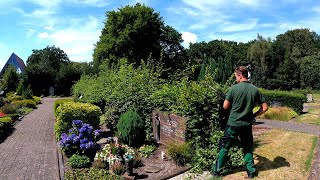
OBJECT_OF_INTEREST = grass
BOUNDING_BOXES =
[222,129,316,180]
[294,93,320,126]
[254,107,298,121]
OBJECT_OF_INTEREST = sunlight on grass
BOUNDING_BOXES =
[253,107,298,121]
[294,114,320,126]
[223,129,316,180]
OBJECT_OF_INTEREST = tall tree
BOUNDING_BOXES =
[93,3,184,73]
[0,65,19,93]
[25,46,70,96]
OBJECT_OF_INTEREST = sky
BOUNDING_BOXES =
[1,0,320,69]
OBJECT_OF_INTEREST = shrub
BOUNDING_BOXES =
[138,145,156,157]
[0,104,18,114]
[7,94,23,103]
[16,82,33,99]
[65,168,123,180]
[167,142,191,166]
[0,97,4,107]
[0,116,12,136]
[92,159,107,169]
[53,99,74,114]
[11,99,37,109]
[32,96,41,104]
[68,154,91,168]
[17,107,33,115]
[59,120,101,157]
[111,161,125,175]
[132,154,144,168]
[54,102,101,140]
[261,89,306,114]
[117,110,145,148]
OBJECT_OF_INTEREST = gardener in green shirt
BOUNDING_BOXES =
[212,66,268,179]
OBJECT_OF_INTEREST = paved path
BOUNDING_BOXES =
[0,98,59,180]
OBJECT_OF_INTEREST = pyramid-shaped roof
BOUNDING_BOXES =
[0,53,26,75]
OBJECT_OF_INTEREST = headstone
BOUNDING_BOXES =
[307,94,313,102]
[152,110,187,145]
[49,86,54,96]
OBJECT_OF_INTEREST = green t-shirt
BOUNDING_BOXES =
[225,81,265,127]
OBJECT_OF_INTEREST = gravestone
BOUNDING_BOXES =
[49,86,54,96]
[152,109,186,145]
[307,94,313,102]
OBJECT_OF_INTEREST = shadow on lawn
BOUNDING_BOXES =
[255,155,290,174]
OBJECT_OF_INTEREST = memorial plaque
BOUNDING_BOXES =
[152,109,187,145]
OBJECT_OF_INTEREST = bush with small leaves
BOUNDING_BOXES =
[117,110,145,148]
[67,154,91,168]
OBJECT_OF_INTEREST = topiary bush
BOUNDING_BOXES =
[67,154,91,168]
[117,110,145,148]
[54,102,101,140]
[53,99,74,114]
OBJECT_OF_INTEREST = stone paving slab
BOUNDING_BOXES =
[0,98,60,180]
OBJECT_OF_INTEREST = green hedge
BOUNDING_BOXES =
[53,99,74,116]
[261,89,306,114]
[32,96,42,104]
[54,102,101,140]
[11,99,37,109]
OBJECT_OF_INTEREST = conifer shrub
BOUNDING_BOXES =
[117,110,145,148]
[68,154,91,168]
[11,99,37,109]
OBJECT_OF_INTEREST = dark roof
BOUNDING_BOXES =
[0,53,26,75]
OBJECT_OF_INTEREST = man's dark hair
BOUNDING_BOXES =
[235,66,248,78]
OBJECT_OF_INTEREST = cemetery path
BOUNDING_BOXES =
[0,98,60,180]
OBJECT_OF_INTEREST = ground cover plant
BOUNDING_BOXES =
[254,106,298,121]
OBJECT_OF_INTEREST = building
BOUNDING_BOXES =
[0,53,26,76]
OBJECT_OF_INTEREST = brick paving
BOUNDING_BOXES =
[0,98,60,180]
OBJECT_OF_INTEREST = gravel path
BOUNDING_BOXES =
[0,98,59,180]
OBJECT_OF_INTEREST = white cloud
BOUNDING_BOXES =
[68,0,109,7]
[181,32,197,47]
[36,16,102,61]
[221,19,258,32]
[26,29,35,38]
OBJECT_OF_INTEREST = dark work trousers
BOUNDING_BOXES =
[212,124,255,175]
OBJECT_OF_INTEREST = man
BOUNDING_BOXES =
[212,66,268,179]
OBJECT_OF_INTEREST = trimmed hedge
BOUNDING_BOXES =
[53,99,74,116]
[261,89,307,114]
[54,102,101,140]
[11,99,37,109]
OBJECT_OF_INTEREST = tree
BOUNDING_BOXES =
[0,65,19,93]
[25,46,70,96]
[247,35,272,88]
[93,3,184,74]
[300,55,320,90]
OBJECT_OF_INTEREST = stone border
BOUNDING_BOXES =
[308,135,320,180]
[160,166,191,180]
[57,142,64,180]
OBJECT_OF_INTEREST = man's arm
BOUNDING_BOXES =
[253,102,268,118]
[223,100,231,110]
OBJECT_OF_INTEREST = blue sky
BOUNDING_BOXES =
[1,0,320,69]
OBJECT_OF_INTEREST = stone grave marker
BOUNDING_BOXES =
[307,94,313,102]
[152,109,186,145]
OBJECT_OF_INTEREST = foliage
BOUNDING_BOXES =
[0,116,12,136]
[138,145,156,157]
[54,102,101,140]
[117,110,145,147]
[64,168,123,180]
[300,55,320,90]
[0,104,18,114]
[6,94,23,103]
[25,45,70,96]
[11,99,37,109]
[150,77,225,147]
[53,99,74,114]
[167,142,191,166]
[72,60,161,136]
[32,96,41,104]
[16,81,33,99]
[16,107,33,115]
[59,120,100,157]
[93,3,184,74]
[305,136,318,172]
[254,106,298,121]
[92,159,107,169]
[111,161,126,175]
[261,89,306,114]
[67,154,91,168]
[0,65,19,93]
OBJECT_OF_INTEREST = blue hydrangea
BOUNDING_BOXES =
[94,130,100,136]
[72,120,83,128]
[80,143,86,149]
